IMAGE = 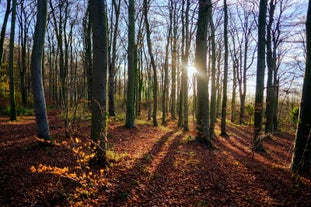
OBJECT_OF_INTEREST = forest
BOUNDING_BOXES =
[0,0,311,206]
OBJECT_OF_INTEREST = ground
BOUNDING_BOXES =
[0,111,311,206]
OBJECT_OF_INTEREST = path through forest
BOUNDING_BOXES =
[0,111,311,206]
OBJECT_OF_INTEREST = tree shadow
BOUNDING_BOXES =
[103,130,177,205]
[216,127,311,206]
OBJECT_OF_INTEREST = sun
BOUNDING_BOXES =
[187,65,197,77]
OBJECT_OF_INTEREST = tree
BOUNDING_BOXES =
[220,0,229,137]
[265,0,276,133]
[17,0,35,106]
[82,4,92,103]
[170,0,178,120]
[31,0,51,141]
[125,0,135,128]
[0,0,11,68]
[162,0,172,126]
[48,0,70,108]
[290,1,311,174]
[195,0,213,148]
[108,0,121,116]
[208,0,216,138]
[230,1,256,125]
[143,0,158,127]
[253,0,267,151]
[89,0,109,165]
[9,0,17,121]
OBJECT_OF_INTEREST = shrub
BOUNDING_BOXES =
[290,106,299,125]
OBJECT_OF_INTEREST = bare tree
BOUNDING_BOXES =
[208,0,216,138]
[220,0,229,137]
[0,0,11,68]
[195,0,213,148]
[291,2,311,174]
[143,0,158,127]
[31,0,51,141]
[162,0,172,126]
[9,0,17,121]
[89,0,109,165]
[125,0,136,128]
[290,0,311,175]
[17,0,36,106]
[253,0,267,152]
[108,0,121,116]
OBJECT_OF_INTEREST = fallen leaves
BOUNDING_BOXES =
[0,112,311,206]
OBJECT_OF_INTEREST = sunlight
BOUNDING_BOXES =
[187,65,197,77]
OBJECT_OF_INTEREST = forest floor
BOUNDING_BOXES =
[0,110,311,207]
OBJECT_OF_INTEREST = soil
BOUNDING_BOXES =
[0,111,310,206]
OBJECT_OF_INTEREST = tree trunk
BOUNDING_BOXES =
[18,1,27,106]
[208,0,216,139]
[83,6,92,103]
[290,1,311,174]
[253,0,267,152]
[108,0,121,117]
[125,0,136,128]
[31,0,51,141]
[265,0,276,134]
[231,60,237,123]
[0,0,11,68]
[221,0,229,137]
[195,0,213,148]
[144,0,158,127]
[170,0,177,120]
[89,0,108,166]
[162,4,172,125]
[9,0,17,121]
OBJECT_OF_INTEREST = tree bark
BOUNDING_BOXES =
[208,0,216,139]
[144,0,158,127]
[195,0,213,148]
[9,0,17,121]
[108,0,121,117]
[265,0,276,134]
[0,0,11,68]
[83,6,92,103]
[291,1,311,174]
[162,2,172,126]
[125,0,136,128]
[89,0,108,165]
[170,0,177,120]
[221,0,229,137]
[31,0,51,141]
[253,0,267,152]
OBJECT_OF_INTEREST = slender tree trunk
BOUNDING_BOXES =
[89,0,108,165]
[273,78,279,130]
[265,0,276,134]
[0,0,11,68]
[195,0,213,148]
[31,0,51,141]
[253,0,267,152]
[20,28,28,106]
[221,0,229,137]
[125,0,136,128]
[9,0,17,121]
[147,62,152,121]
[144,0,158,127]
[162,5,172,125]
[231,61,237,123]
[208,0,216,138]
[83,7,92,103]
[170,0,177,120]
[108,0,120,116]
